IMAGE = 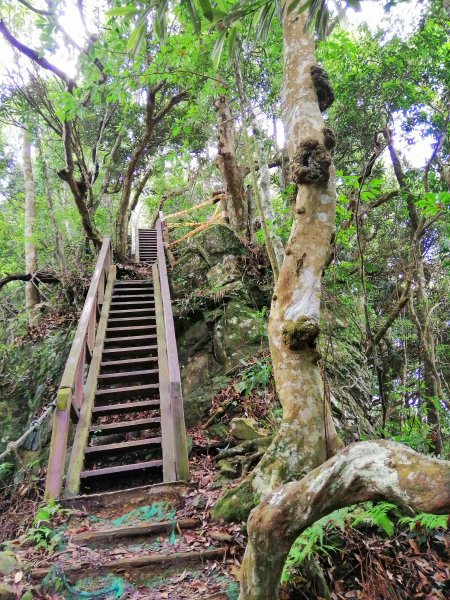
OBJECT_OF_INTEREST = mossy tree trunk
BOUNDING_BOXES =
[238,440,450,600]
[213,9,341,521]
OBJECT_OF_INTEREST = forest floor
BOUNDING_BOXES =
[0,328,448,598]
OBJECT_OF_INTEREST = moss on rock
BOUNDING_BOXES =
[211,478,258,522]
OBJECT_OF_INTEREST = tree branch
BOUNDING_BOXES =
[0,20,76,89]
[154,90,188,123]
[239,440,450,600]
[0,272,59,291]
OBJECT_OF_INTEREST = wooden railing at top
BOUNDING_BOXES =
[155,214,189,481]
[44,238,113,500]
[163,193,226,247]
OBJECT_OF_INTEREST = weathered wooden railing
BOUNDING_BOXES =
[154,216,189,481]
[163,193,225,247]
[45,239,113,500]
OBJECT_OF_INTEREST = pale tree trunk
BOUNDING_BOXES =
[212,10,340,521]
[214,95,249,239]
[22,128,41,326]
[239,440,450,600]
[233,51,285,272]
[36,136,68,276]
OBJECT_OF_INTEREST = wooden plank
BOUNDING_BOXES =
[97,369,158,382]
[80,459,163,479]
[71,518,200,544]
[84,437,162,457]
[92,399,160,415]
[156,220,189,481]
[106,325,157,334]
[153,262,177,483]
[31,547,228,579]
[89,417,160,434]
[101,345,158,357]
[64,265,117,498]
[100,357,158,368]
[103,334,157,345]
[44,390,71,500]
[108,316,156,323]
[95,383,159,400]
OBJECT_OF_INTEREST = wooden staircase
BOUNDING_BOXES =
[45,221,188,499]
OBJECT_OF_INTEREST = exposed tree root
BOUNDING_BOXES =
[238,440,450,600]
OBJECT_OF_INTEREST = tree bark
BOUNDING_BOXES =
[233,50,285,271]
[21,128,41,326]
[36,136,68,275]
[212,10,340,521]
[214,94,249,240]
[239,440,450,600]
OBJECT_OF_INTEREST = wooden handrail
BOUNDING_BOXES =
[45,238,113,500]
[156,216,189,480]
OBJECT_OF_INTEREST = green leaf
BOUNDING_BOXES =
[127,19,146,54]
[211,29,227,70]
[198,0,214,21]
[183,0,201,34]
[106,6,141,17]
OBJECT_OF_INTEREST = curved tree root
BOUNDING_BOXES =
[238,440,450,600]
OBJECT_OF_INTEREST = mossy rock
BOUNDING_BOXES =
[214,302,265,369]
[0,584,15,600]
[183,375,230,427]
[211,479,257,522]
[170,253,209,298]
[0,551,19,575]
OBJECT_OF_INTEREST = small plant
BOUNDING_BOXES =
[399,512,448,532]
[234,357,272,397]
[25,501,70,553]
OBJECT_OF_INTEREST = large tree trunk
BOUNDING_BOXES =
[212,9,340,521]
[239,440,450,600]
[21,128,41,326]
[214,95,249,239]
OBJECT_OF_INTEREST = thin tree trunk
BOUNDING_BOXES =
[212,10,341,521]
[21,128,41,326]
[214,94,249,239]
[233,50,285,271]
[36,136,68,275]
[385,131,445,453]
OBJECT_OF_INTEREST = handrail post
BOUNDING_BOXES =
[156,217,189,481]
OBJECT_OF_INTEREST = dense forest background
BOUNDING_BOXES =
[0,0,449,597]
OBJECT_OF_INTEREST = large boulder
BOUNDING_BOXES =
[170,225,271,426]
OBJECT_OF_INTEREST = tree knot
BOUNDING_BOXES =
[291,139,331,185]
[282,316,321,350]
[310,65,334,112]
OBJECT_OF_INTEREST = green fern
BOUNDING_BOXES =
[351,501,397,537]
[281,507,351,583]
[399,512,448,532]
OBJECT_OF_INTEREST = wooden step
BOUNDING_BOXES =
[95,383,159,401]
[109,309,155,317]
[85,437,162,458]
[111,295,154,301]
[109,301,155,307]
[98,369,158,383]
[92,399,160,416]
[112,287,153,294]
[101,345,158,358]
[89,417,161,435]
[114,281,152,286]
[71,517,200,544]
[108,316,156,324]
[80,459,163,480]
[103,334,157,346]
[106,325,157,335]
[100,357,158,368]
